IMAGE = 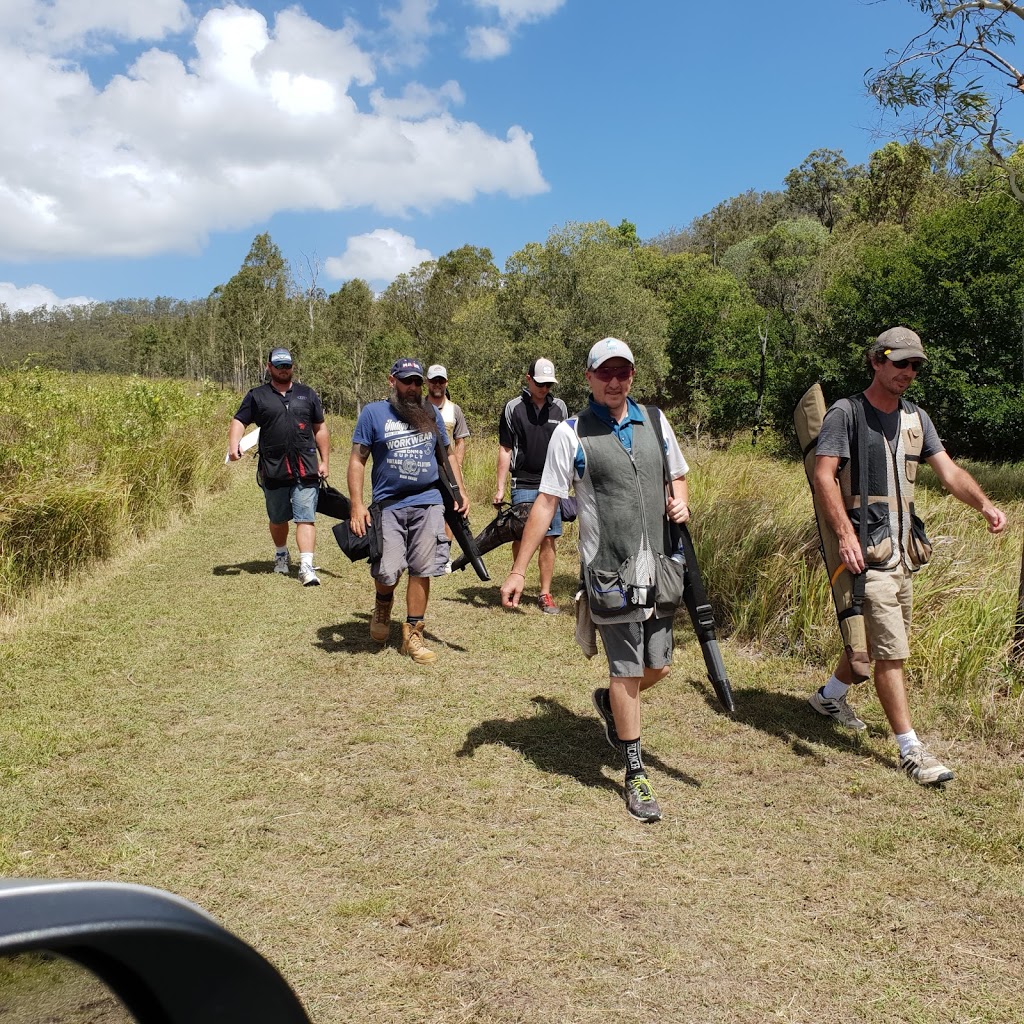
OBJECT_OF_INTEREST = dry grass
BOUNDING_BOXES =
[2,466,1023,1024]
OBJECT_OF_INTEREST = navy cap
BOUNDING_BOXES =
[390,358,424,380]
[269,347,293,366]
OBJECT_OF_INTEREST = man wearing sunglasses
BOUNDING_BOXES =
[494,357,569,614]
[810,327,1006,785]
[500,338,691,823]
[228,347,330,587]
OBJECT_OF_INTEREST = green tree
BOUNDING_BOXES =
[868,0,1024,202]
[217,233,290,389]
[784,148,861,232]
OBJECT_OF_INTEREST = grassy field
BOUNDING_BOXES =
[2,432,1023,1023]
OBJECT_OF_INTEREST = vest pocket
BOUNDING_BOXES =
[905,456,919,483]
[654,553,687,619]
[584,564,629,615]
[907,512,933,567]
[258,443,291,486]
[849,501,893,564]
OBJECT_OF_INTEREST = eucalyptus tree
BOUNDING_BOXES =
[868,0,1024,202]
[498,221,669,412]
[217,233,290,389]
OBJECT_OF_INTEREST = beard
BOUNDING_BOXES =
[389,387,438,435]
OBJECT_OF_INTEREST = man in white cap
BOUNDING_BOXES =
[228,347,330,586]
[810,327,1006,785]
[500,338,691,823]
[494,357,568,613]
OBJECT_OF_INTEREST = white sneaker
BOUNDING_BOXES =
[297,564,320,587]
[809,688,867,731]
[900,742,954,785]
[273,551,290,575]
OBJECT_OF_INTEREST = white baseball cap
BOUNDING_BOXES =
[587,337,635,369]
[529,358,558,384]
[427,364,448,380]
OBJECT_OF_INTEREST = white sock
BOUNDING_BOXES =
[275,546,288,557]
[895,730,919,756]
[822,674,850,700]
[299,551,313,568]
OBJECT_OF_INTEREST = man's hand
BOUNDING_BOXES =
[982,505,1007,534]
[666,496,690,524]
[349,502,371,538]
[492,489,505,508]
[500,571,525,608]
[837,532,865,575]
[318,463,329,480]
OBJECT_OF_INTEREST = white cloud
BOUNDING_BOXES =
[0,3,548,260]
[465,26,510,61]
[465,0,565,59]
[325,229,433,284]
[0,281,94,312]
[3,0,191,51]
[379,0,438,68]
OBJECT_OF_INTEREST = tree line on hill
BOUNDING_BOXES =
[1,141,1023,460]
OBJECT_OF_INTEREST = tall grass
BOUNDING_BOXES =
[0,369,235,610]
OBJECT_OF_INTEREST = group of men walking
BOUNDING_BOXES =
[229,328,1006,823]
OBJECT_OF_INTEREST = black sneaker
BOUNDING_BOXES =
[624,773,662,823]
[591,688,620,750]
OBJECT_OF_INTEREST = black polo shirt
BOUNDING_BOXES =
[498,388,569,488]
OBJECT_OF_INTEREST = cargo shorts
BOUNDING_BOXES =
[371,504,450,586]
[863,563,913,661]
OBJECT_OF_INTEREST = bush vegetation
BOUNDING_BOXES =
[0,369,234,610]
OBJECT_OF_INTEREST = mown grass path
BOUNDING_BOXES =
[2,472,1022,1023]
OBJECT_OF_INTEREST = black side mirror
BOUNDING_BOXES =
[0,880,311,1024]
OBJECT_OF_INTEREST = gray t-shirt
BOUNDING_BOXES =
[817,396,944,461]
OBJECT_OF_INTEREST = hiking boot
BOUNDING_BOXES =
[900,742,954,786]
[538,592,560,615]
[401,621,437,665]
[273,551,290,575]
[624,773,662,823]
[370,596,393,643]
[809,688,867,731]
[297,564,320,587]
[592,688,621,750]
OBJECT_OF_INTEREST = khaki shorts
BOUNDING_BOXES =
[863,564,913,661]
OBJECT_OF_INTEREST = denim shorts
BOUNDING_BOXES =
[372,504,450,586]
[262,481,319,524]
[511,487,562,538]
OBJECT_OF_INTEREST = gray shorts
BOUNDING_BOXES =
[372,504,450,586]
[597,614,674,678]
[262,481,318,524]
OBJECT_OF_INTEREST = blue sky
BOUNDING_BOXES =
[0,0,983,311]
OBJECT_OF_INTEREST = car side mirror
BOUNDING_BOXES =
[0,880,311,1024]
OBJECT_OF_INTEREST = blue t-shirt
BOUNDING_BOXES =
[352,401,450,509]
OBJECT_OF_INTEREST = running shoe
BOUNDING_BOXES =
[273,551,290,575]
[900,742,954,786]
[297,564,321,587]
[809,688,867,731]
[624,773,662,823]
[538,593,560,615]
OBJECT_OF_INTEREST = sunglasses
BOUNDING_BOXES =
[889,358,924,371]
[273,362,293,369]
[531,379,553,388]
[591,365,633,382]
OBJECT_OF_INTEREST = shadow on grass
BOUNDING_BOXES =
[684,677,897,770]
[441,581,505,608]
[212,560,341,580]
[457,695,701,792]
[315,615,468,654]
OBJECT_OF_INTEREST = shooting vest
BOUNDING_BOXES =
[251,383,321,488]
[576,406,668,621]
[837,395,931,572]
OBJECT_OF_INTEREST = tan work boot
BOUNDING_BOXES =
[370,595,393,643]
[401,621,437,665]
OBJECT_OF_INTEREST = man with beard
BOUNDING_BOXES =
[228,347,330,586]
[347,358,469,664]
[809,327,1006,785]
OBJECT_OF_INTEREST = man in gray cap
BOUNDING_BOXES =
[427,364,471,572]
[228,347,330,586]
[810,327,1006,785]
[494,357,568,613]
[500,338,691,823]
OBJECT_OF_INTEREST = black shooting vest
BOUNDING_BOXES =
[250,383,320,488]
